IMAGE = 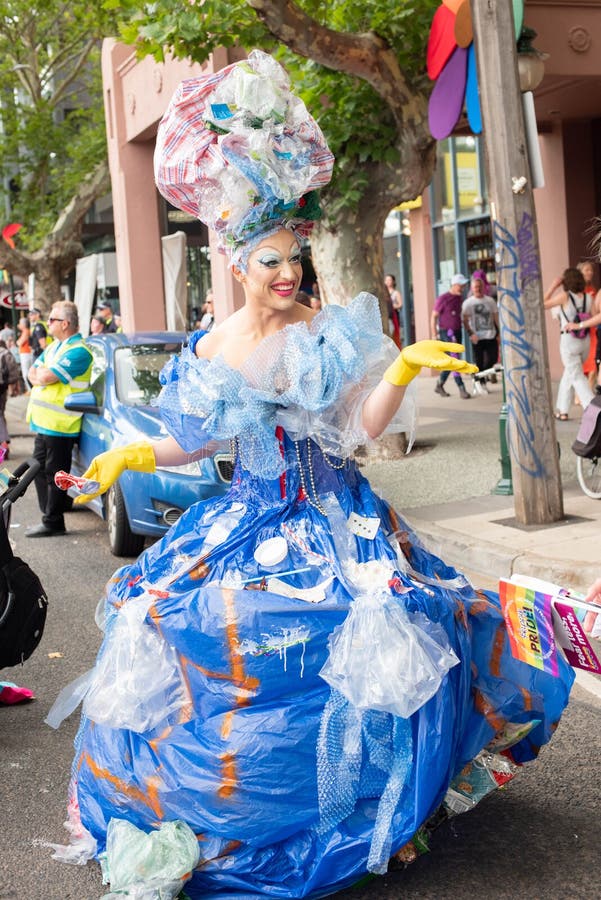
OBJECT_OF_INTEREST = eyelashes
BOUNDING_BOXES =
[257,256,281,268]
[257,253,302,268]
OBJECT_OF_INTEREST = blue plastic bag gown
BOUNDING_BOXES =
[66,295,574,898]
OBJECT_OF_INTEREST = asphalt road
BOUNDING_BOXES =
[1,425,600,899]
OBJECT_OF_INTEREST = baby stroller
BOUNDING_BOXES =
[0,459,48,670]
[573,395,601,500]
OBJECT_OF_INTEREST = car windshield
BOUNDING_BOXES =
[114,343,181,407]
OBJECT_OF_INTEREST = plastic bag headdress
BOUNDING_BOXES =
[154,50,334,269]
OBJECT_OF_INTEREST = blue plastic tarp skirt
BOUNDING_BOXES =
[69,439,573,898]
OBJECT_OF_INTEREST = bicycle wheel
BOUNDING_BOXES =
[576,455,601,499]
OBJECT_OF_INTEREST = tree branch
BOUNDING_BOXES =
[246,0,423,130]
[51,39,99,107]
[50,159,110,244]
[0,159,110,280]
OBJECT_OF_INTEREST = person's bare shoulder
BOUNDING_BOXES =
[194,328,225,359]
[194,309,247,359]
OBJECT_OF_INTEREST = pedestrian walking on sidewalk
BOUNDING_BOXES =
[431,273,471,398]
[462,274,499,389]
[25,300,92,537]
[544,267,597,420]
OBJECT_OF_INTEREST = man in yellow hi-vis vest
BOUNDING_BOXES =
[26,300,92,537]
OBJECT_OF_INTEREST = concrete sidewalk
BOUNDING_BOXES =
[5,374,599,593]
[361,374,601,594]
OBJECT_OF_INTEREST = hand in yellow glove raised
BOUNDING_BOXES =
[383,340,479,387]
[74,441,156,504]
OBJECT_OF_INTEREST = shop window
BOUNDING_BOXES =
[431,139,454,223]
[465,220,495,284]
[455,136,481,214]
[434,224,456,290]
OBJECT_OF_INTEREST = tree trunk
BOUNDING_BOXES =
[310,202,388,309]
[0,161,109,314]
[32,260,65,309]
[310,136,435,317]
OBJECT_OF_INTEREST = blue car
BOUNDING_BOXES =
[64,332,232,556]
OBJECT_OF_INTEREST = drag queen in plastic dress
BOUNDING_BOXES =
[49,52,573,899]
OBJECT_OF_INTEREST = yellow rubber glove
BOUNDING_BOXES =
[383,340,479,386]
[73,441,156,504]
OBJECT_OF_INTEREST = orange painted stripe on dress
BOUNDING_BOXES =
[146,774,163,817]
[178,700,194,723]
[148,601,163,630]
[490,623,505,677]
[222,587,250,690]
[82,752,164,818]
[183,656,259,692]
[148,724,173,753]
[454,600,467,629]
[468,600,491,616]
[473,689,505,733]
[217,751,237,798]
[221,709,235,741]
[519,685,533,712]
[190,560,211,580]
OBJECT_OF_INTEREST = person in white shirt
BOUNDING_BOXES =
[462,275,499,388]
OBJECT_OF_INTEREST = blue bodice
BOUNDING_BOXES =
[159,293,415,479]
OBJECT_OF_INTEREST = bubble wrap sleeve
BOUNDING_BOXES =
[276,332,417,456]
[158,293,416,475]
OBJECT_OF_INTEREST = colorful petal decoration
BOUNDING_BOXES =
[465,44,482,134]
[454,1,473,48]
[442,0,464,12]
[513,0,524,39]
[427,0,524,139]
[427,4,458,80]
[428,47,468,141]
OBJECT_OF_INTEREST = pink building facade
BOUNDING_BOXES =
[101,41,244,333]
[102,4,601,377]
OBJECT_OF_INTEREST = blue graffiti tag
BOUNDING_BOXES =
[493,217,546,478]
[516,213,540,287]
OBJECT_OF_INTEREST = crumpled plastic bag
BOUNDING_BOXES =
[320,591,460,718]
[82,596,189,733]
[100,819,200,899]
[46,595,189,734]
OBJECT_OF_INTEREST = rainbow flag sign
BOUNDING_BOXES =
[499,579,559,675]
[499,576,601,676]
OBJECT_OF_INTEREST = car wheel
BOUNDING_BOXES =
[106,482,145,557]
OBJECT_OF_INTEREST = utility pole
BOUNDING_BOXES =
[470,0,563,525]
